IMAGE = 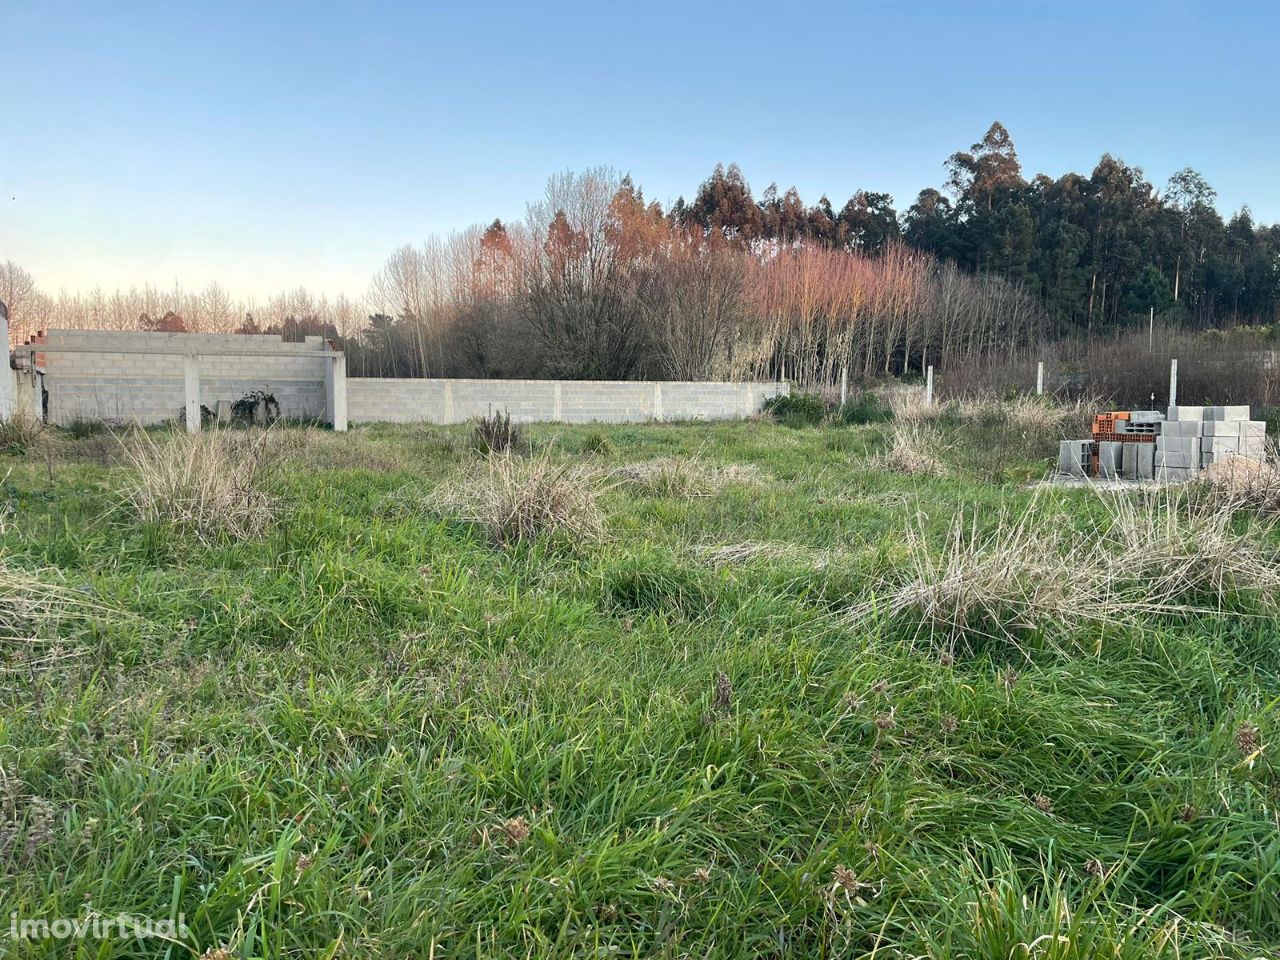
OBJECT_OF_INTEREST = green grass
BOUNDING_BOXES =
[0,419,1277,958]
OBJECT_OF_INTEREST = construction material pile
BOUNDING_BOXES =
[1059,405,1266,482]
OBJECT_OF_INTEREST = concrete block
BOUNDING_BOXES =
[1155,451,1199,468]
[1059,440,1091,477]
[1239,438,1267,459]
[1201,436,1238,453]
[1156,464,1195,482]
[1157,436,1199,453]
[1160,420,1203,438]
[1209,405,1251,421]
[1241,421,1267,439]
[1116,419,1160,437]
[1168,405,1205,421]
[1201,421,1243,436]
[1129,410,1164,424]
[1122,442,1155,480]
[1097,441,1123,479]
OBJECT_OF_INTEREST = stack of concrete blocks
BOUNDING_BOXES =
[1157,405,1266,481]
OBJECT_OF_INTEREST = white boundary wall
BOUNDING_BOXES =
[346,378,788,424]
[19,329,787,427]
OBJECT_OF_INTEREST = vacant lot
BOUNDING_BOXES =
[1,411,1277,958]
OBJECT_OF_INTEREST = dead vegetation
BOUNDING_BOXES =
[877,424,948,477]
[428,451,607,546]
[1200,444,1280,512]
[612,456,767,498]
[118,428,283,544]
[0,562,108,674]
[849,487,1280,651]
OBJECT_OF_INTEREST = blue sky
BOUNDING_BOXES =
[3,0,1277,300]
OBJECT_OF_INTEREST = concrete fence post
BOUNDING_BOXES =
[926,365,934,406]
[840,366,848,407]
[183,355,201,433]
[1169,358,1178,408]
[327,353,348,432]
[552,382,563,421]
[1036,361,1044,396]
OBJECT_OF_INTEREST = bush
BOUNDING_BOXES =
[118,428,283,544]
[762,392,825,427]
[429,451,606,547]
[472,410,524,455]
[837,392,893,424]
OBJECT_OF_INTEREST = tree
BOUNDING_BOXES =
[838,191,899,255]
[0,261,37,343]
[685,163,763,241]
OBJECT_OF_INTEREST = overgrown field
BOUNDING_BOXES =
[1,410,1278,958]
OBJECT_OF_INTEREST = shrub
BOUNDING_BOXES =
[118,428,282,544]
[472,410,524,456]
[837,392,893,424]
[762,392,825,428]
[429,451,606,547]
[581,431,613,455]
[64,419,108,439]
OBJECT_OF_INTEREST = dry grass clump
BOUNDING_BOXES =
[0,412,46,451]
[851,487,1280,649]
[1000,394,1098,436]
[118,428,282,544]
[0,562,107,673]
[850,507,1107,648]
[1200,445,1280,512]
[693,540,831,569]
[429,451,607,546]
[888,389,949,424]
[613,456,766,498]
[1102,487,1280,604]
[877,424,948,477]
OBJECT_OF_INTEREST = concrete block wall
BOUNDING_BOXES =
[346,378,788,425]
[37,330,330,425]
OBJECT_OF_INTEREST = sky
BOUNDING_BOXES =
[3,0,1278,301]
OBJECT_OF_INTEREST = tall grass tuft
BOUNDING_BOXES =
[878,423,948,476]
[0,412,46,453]
[429,451,606,546]
[613,456,766,498]
[118,428,283,544]
[852,486,1280,650]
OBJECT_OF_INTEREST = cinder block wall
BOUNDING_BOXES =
[39,330,330,425]
[33,330,787,427]
[346,378,788,424]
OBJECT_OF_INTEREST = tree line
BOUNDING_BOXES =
[4,122,1276,384]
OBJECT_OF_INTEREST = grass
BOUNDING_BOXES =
[0,415,1277,958]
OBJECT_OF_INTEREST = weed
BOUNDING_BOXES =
[878,423,947,476]
[0,412,45,453]
[472,409,524,455]
[429,450,606,546]
[117,427,283,544]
